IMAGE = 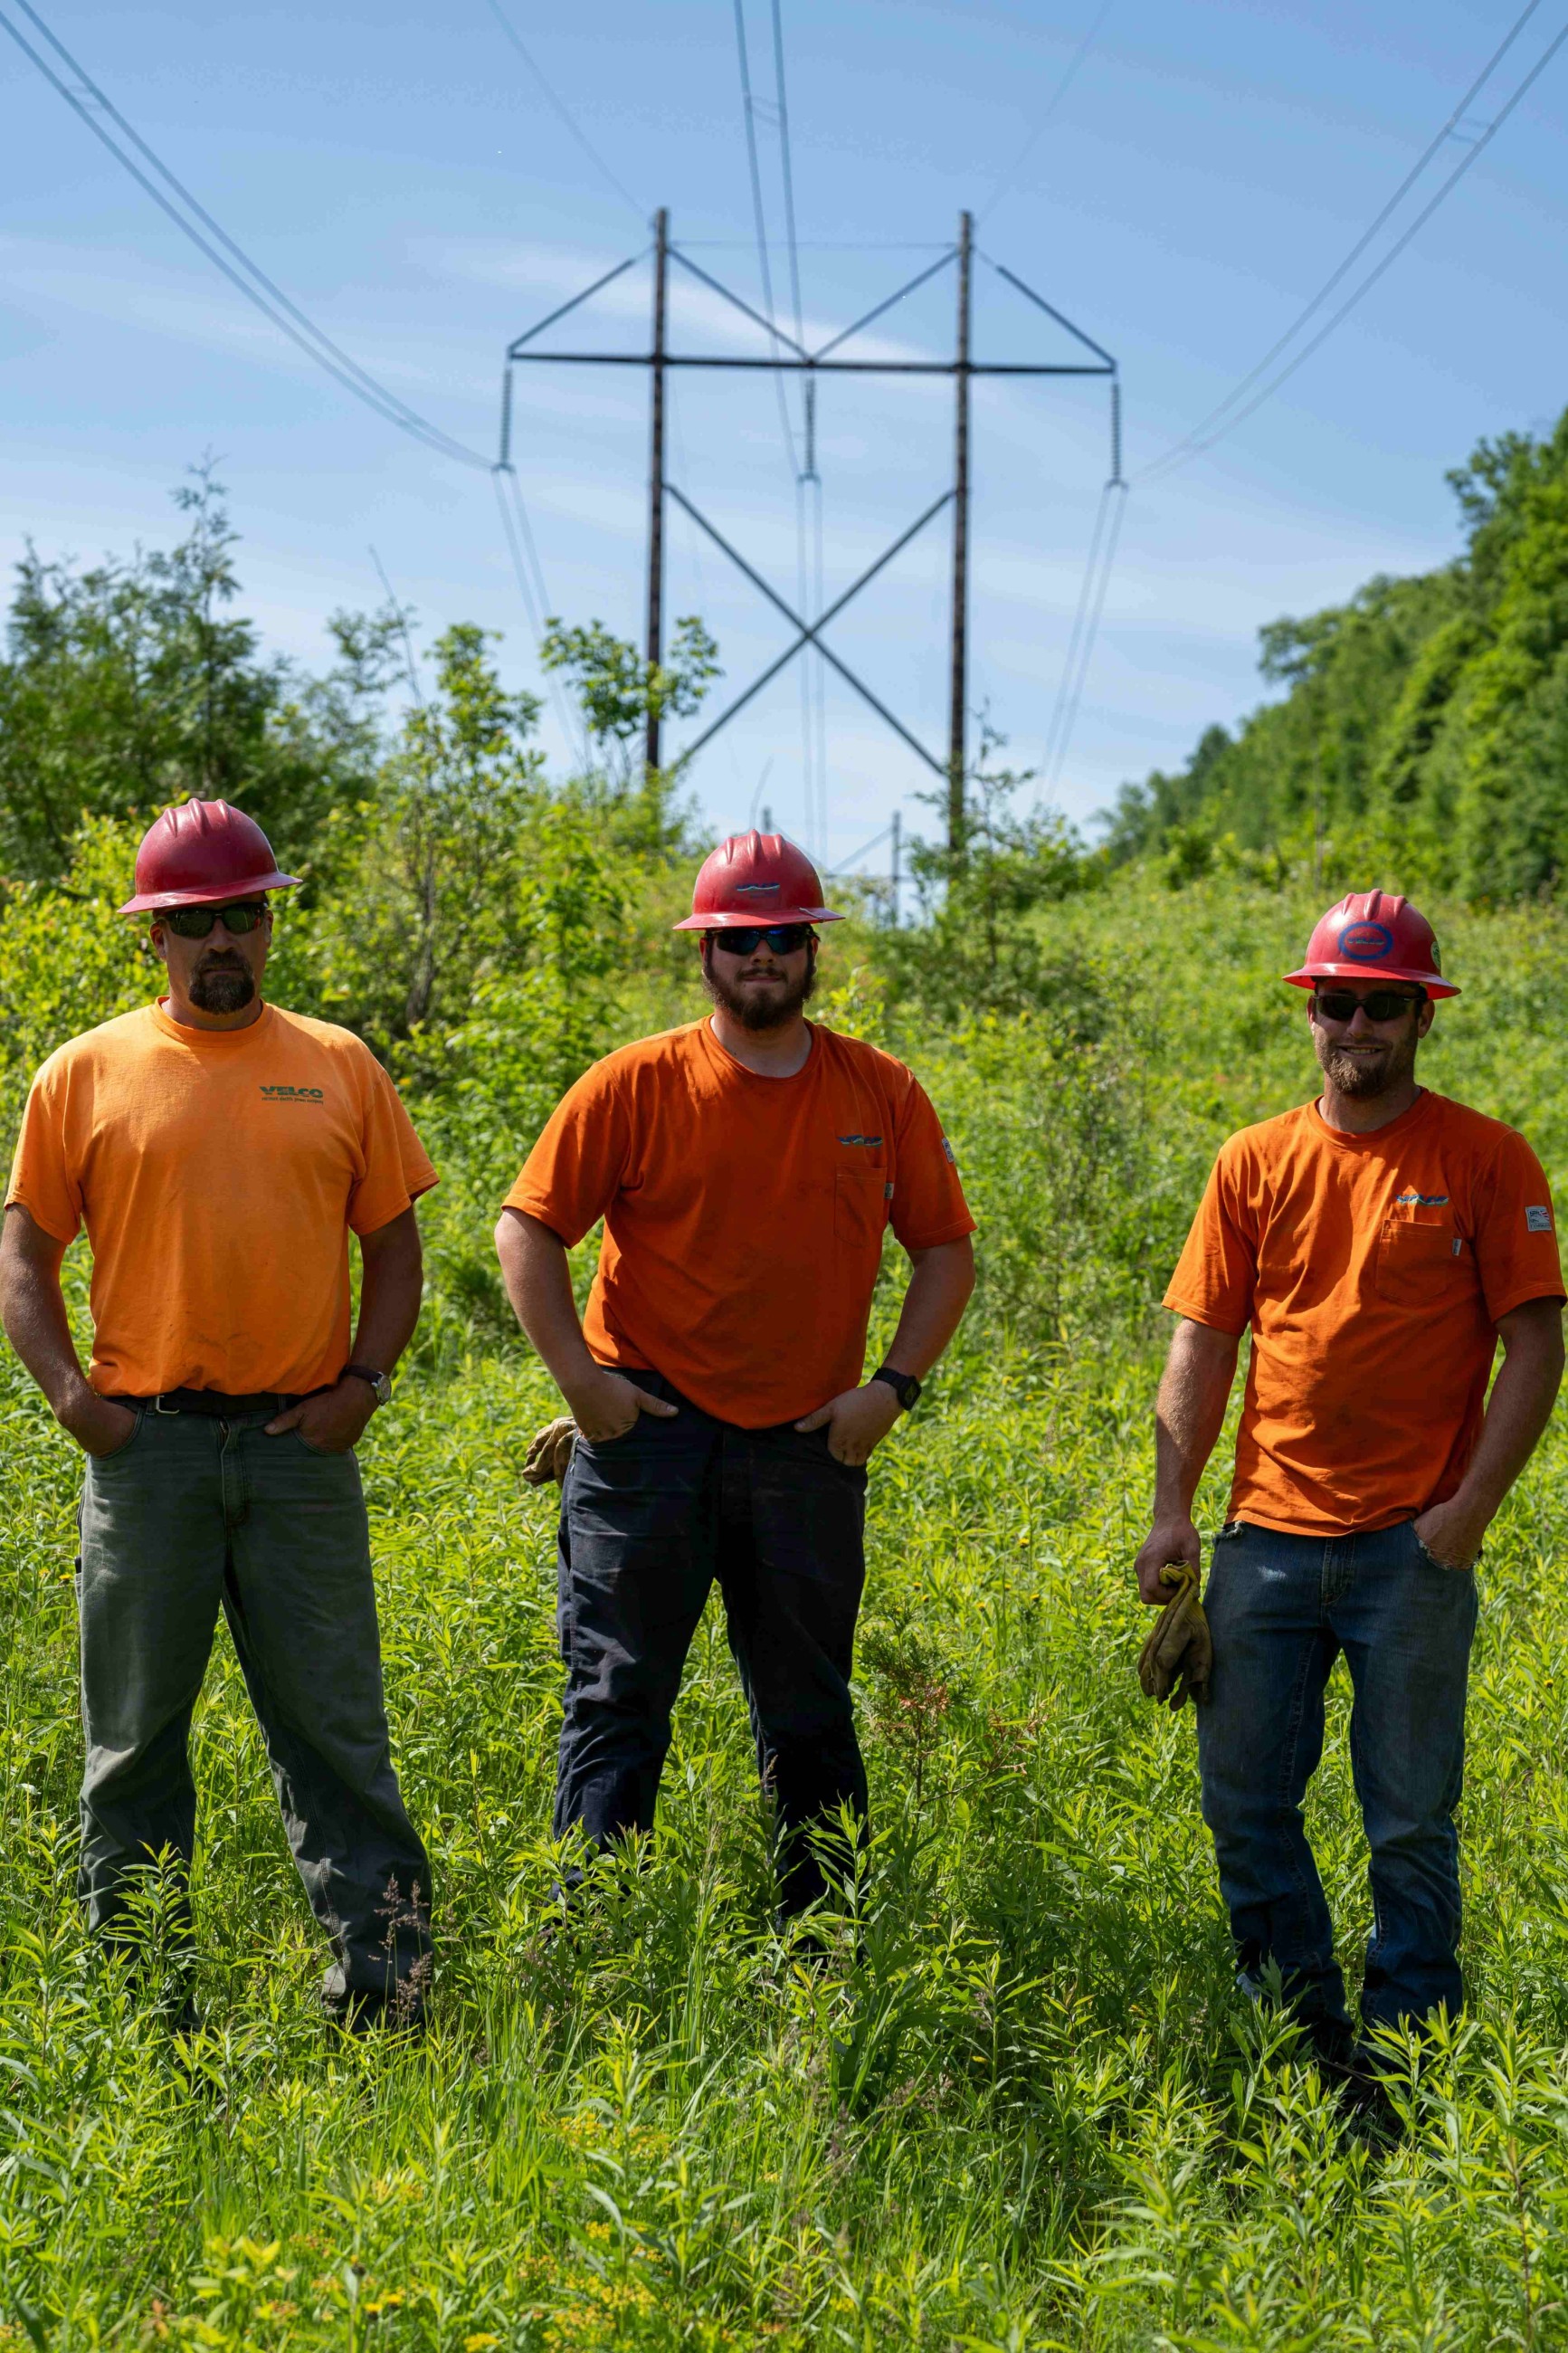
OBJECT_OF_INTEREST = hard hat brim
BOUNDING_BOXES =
[673,906,844,931]
[118,870,301,915]
[1283,960,1459,999]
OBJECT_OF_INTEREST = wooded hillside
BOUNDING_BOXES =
[1106,409,1568,902]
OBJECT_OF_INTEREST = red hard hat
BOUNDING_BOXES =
[118,799,300,915]
[673,830,844,930]
[1283,889,1458,998]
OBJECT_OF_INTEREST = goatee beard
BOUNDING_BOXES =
[190,963,256,1015]
[1319,1038,1416,1099]
[704,957,816,1033]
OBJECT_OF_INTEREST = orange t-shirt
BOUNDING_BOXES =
[5,1001,437,1397]
[1164,1090,1564,1535]
[506,1019,975,1427]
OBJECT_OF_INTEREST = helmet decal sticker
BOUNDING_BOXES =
[1338,920,1394,961]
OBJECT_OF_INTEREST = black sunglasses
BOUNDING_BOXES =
[158,899,269,938]
[1313,986,1424,1023]
[711,923,814,956]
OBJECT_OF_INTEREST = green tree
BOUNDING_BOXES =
[539,613,720,859]
[0,464,402,881]
[540,613,720,781]
[879,722,1095,1022]
[279,623,550,1062]
[1097,414,1568,900]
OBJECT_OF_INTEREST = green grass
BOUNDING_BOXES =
[7,872,1568,2348]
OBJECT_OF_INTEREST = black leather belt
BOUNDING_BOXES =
[108,1387,319,1417]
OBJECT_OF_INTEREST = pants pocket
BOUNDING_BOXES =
[86,1405,147,1463]
[289,1427,356,1460]
[1414,1531,1475,1574]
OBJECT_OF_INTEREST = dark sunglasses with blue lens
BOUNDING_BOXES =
[711,923,814,956]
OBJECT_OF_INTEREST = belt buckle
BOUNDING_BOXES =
[154,1393,181,1415]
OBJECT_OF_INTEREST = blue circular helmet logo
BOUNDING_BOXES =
[1338,919,1393,961]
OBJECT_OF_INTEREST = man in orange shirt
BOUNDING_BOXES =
[1136,891,1563,2079]
[0,800,436,2032]
[495,832,975,1920]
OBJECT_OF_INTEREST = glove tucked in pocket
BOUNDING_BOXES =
[522,1416,577,1487]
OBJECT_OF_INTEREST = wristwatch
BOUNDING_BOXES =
[343,1362,393,1410]
[870,1365,922,1413]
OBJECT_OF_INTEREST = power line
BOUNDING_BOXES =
[2,0,575,754]
[771,0,806,352]
[368,545,425,706]
[733,0,824,845]
[491,465,586,760]
[827,820,894,872]
[730,0,803,476]
[1140,0,1545,472]
[480,0,646,221]
[1140,5,1567,481]
[978,0,1116,226]
[0,0,492,474]
[1042,481,1112,780]
[1048,481,1126,788]
[769,0,832,858]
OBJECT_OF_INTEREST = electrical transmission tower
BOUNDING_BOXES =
[497,211,1120,857]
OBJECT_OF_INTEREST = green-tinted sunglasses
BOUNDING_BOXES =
[158,900,269,938]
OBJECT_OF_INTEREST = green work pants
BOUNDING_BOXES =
[77,1405,431,2005]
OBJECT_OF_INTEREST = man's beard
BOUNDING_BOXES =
[1316,1026,1419,1099]
[704,952,816,1033]
[190,957,256,1015]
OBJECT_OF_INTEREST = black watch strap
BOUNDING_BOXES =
[870,1365,922,1412]
[343,1362,392,1408]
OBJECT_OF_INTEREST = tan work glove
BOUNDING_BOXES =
[522,1416,577,1487]
[1137,1560,1212,1710]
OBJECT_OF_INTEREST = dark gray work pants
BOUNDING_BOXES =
[77,1405,431,2003]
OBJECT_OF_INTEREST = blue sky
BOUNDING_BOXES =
[2,0,1565,880]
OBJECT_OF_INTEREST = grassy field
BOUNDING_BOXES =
[8,872,1568,2348]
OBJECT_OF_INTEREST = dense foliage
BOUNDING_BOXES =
[1106,406,1568,904]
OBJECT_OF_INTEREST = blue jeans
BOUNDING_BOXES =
[1197,1515,1478,2034]
[556,1373,869,1914]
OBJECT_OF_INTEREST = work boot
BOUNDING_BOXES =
[1307,2024,1403,2139]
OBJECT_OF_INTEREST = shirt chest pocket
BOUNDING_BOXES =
[834,1168,890,1250]
[1374,1215,1471,1309]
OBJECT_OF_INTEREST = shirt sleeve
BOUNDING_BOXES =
[888,1074,976,1252]
[347,1060,439,1237]
[504,1061,634,1247]
[1164,1142,1258,1334]
[1472,1129,1565,1321]
[5,1055,83,1243]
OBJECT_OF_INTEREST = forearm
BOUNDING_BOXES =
[883,1237,975,1378]
[351,1211,424,1375]
[1152,1323,1240,1517]
[0,1217,92,1417]
[495,1210,600,1401]
[1451,1330,1563,1521]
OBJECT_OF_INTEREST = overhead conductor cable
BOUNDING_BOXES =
[1141,0,1567,479]
[1047,383,1126,790]
[480,0,645,219]
[1,0,489,472]
[5,0,581,756]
